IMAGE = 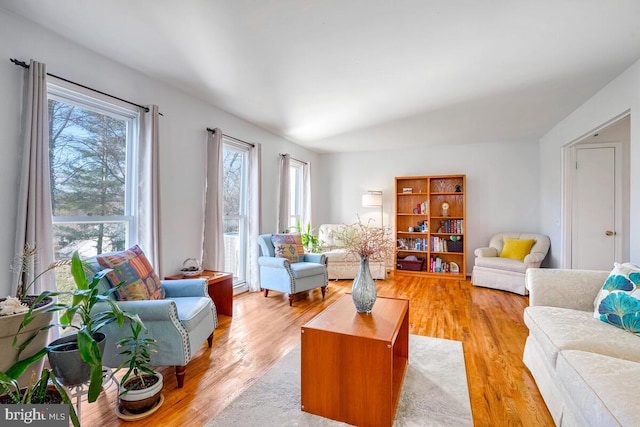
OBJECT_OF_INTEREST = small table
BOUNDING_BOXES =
[301,295,409,426]
[164,270,233,317]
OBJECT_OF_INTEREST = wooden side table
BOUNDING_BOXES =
[164,270,233,317]
[301,295,409,426]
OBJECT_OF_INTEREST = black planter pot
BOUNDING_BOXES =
[47,332,106,386]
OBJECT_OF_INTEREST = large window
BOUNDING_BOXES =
[48,84,138,260]
[289,160,304,230]
[222,140,249,284]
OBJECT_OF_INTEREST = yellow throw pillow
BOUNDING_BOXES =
[500,238,535,261]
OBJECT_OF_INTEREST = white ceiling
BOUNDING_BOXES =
[3,1,640,153]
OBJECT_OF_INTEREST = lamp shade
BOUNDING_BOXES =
[362,192,383,207]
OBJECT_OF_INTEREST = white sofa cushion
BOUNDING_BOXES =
[474,256,529,274]
[322,248,358,262]
[524,306,640,367]
[557,350,640,427]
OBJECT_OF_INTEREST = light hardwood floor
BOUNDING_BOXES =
[82,273,554,426]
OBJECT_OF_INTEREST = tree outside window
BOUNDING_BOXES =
[222,142,248,284]
[48,84,138,297]
[289,160,304,230]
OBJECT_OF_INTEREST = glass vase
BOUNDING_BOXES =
[352,255,377,313]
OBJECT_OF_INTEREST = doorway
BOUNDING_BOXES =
[562,115,630,269]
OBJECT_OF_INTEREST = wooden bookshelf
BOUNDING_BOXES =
[395,175,466,279]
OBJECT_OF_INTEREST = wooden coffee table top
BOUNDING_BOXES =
[303,294,409,342]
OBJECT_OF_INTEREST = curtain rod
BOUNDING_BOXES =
[280,153,308,164]
[206,127,255,147]
[10,58,154,114]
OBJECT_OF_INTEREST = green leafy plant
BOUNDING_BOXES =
[14,250,143,402]
[296,221,320,253]
[0,366,79,427]
[117,320,158,395]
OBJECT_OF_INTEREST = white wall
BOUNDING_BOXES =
[539,59,640,267]
[316,141,541,272]
[0,9,319,295]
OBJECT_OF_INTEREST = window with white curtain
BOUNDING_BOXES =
[289,159,304,230]
[222,139,249,284]
[47,83,139,260]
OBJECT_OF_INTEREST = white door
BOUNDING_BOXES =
[571,145,617,270]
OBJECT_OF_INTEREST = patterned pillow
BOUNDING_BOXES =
[593,262,640,335]
[271,234,304,263]
[97,245,165,300]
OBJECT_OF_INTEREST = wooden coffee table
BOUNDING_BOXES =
[164,270,233,317]
[300,294,409,426]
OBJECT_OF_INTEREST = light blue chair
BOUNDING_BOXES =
[84,255,218,388]
[258,234,328,306]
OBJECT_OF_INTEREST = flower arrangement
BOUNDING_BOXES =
[333,217,394,262]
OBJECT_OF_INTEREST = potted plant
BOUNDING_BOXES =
[0,244,62,387]
[16,250,142,403]
[116,320,163,416]
[295,221,320,253]
[0,364,80,427]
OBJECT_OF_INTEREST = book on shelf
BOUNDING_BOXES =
[430,236,463,252]
[430,256,455,273]
[438,219,464,234]
[397,238,428,251]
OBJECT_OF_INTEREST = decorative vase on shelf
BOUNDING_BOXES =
[352,255,377,313]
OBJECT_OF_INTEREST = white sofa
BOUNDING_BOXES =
[318,224,386,280]
[472,232,550,295]
[523,268,640,426]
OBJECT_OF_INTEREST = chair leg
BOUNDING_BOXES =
[176,365,186,388]
[207,332,214,347]
[264,289,269,297]
[288,294,294,306]
[321,285,327,299]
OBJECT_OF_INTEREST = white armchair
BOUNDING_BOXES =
[471,232,550,295]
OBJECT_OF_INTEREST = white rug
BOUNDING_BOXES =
[207,334,473,426]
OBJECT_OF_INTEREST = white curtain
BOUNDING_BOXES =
[202,128,225,271]
[302,161,312,229]
[247,143,262,292]
[13,60,55,297]
[277,154,291,233]
[137,105,161,272]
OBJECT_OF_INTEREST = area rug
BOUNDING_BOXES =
[207,334,473,426]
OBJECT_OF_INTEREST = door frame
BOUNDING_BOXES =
[561,114,627,268]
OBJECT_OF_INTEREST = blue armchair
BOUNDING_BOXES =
[84,255,217,388]
[258,234,328,306]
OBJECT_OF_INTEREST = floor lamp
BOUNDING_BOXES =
[362,190,383,227]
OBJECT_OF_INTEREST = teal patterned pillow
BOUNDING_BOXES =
[593,262,640,335]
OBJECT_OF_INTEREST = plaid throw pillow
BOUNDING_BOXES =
[97,245,165,300]
[271,234,304,263]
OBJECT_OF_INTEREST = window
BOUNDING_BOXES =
[48,84,139,260]
[289,160,304,230]
[223,140,249,284]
